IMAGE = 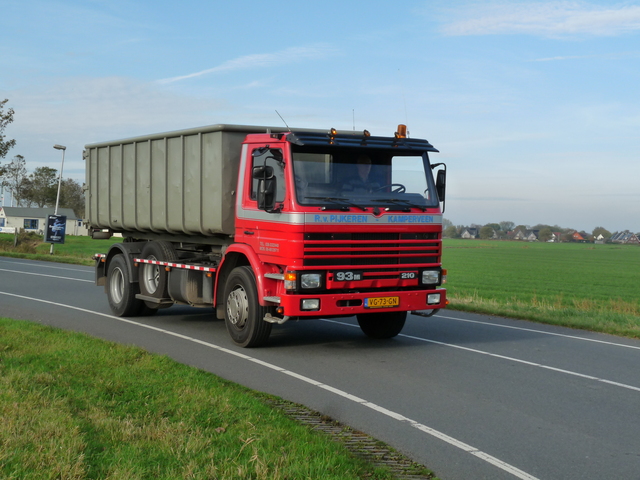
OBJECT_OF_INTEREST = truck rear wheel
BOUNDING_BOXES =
[107,254,156,317]
[138,241,178,300]
[224,266,272,348]
[356,311,407,339]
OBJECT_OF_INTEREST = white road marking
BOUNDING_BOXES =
[322,319,640,393]
[0,268,93,283]
[0,258,92,273]
[0,290,539,480]
[402,332,640,393]
[436,314,640,351]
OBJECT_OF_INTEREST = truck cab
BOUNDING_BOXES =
[228,126,447,343]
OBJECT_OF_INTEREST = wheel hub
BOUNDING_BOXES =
[141,255,160,294]
[110,267,125,304]
[226,287,249,328]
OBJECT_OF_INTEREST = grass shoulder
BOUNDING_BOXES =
[0,318,437,480]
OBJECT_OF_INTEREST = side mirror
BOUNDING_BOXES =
[253,165,277,211]
[257,177,277,211]
[436,169,446,201]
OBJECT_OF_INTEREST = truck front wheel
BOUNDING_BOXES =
[356,311,407,339]
[224,266,272,347]
[107,254,155,317]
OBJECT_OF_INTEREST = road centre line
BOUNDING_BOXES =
[0,268,93,283]
[322,318,640,393]
[436,313,640,351]
[0,258,92,273]
[403,332,640,393]
[0,290,539,480]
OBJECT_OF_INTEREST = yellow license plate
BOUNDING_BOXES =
[364,296,400,309]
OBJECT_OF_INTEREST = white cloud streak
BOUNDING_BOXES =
[440,2,640,37]
[532,51,640,61]
[158,44,338,84]
[7,76,225,178]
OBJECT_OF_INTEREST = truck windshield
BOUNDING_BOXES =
[292,150,439,210]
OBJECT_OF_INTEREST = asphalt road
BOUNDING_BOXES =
[1,256,639,480]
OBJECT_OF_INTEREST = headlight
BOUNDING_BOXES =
[427,293,441,305]
[300,273,322,289]
[301,298,320,310]
[421,270,440,285]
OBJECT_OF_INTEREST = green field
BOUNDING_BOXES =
[444,239,640,338]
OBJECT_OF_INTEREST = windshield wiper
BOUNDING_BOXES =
[304,197,368,212]
[372,198,427,212]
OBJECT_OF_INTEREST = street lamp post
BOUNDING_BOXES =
[50,144,66,254]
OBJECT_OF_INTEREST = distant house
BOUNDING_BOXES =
[610,231,640,244]
[512,229,526,240]
[461,227,479,239]
[514,229,539,241]
[0,207,87,236]
[594,234,606,244]
[571,231,592,243]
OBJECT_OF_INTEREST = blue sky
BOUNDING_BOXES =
[2,0,639,232]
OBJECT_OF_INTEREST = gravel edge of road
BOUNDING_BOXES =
[263,397,438,480]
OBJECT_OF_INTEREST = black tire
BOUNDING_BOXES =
[223,266,272,348]
[138,241,178,299]
[107,254,155,317]
[356,311,407,339]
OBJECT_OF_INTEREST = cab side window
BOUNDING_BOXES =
[250,148,285,202]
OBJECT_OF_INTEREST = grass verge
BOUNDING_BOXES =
[0,318,420,480]
[0,232,120,266]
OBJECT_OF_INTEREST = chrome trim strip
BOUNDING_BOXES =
[264,273,285,280]
[236,209,442,226]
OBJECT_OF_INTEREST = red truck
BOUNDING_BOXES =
[86,124,447,347]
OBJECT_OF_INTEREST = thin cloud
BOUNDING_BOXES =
[533,54,600,61]
[440,2,640,37]
[158,44,338,84]
[532,51,640,61]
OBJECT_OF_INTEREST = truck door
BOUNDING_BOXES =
[237,145,288,260]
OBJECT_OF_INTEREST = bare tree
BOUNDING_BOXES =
[0,99,16,161]
[0,154,28,206]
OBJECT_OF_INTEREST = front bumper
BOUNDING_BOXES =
[276,288,447,317]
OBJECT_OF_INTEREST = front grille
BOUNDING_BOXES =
[303,232,441,267]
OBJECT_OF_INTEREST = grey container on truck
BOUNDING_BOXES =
[85,124,274,243]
